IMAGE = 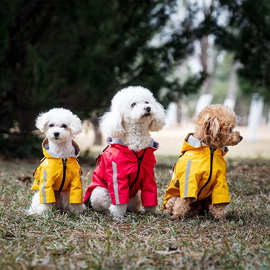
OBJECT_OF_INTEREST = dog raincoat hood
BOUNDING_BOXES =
[31,139,83,204]
[84,137,158,207]
[163,134,230,208]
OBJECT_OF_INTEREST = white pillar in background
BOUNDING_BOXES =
[268,109,270,129]
[248,94,264,142]
[224,98,236,110]
[224,62,240,111]
[195,93,213,116]
[166,102,178,126]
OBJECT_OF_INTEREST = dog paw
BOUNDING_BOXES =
[164,197,178,215]
[170,214,180,220]
[69,204,85,215]
[163,209,172,216]
[109,204,127,218]
[27,208,38,215]
[209,204,226,220]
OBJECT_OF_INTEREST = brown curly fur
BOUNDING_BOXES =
[164,105,242,220]
[194,104,242,148]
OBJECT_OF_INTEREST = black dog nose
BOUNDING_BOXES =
[54,132,60,138]
[145,107,151,113]
[239,136,243,141]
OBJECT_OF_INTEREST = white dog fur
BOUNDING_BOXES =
[90,86,166,217]
[28,108,85,215]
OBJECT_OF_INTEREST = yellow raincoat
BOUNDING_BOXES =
[163,134,230,208]
[31,139,83,204]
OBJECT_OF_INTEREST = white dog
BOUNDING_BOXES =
[28,108,85,215]
[83,86,165,217]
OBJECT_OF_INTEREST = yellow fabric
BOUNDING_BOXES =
[163,134,230,208]
[31,139,82,204]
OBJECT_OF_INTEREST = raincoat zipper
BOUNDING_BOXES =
[197,147,215,199]
[58,158,67,192]
[129,150,146,191]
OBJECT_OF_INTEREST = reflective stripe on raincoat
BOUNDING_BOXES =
[31,139,83,204]
[83,138,158,207]
[163,134,230,208]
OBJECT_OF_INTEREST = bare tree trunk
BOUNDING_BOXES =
[176,101,182,123]
[248,94,264,142]
[90,114,103,146]
[195,37,218,116]
[224,62,240,110]
[268,109,270,129]
[165,102,178,126]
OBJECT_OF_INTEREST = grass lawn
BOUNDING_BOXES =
[0,157,269,270]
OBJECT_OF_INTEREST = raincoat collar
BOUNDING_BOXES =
[106,137,159,149]
[182,133,228,155]
[42,139,80,158]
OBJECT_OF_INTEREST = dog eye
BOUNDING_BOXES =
[49,124,54,127]
[61,124,67,128]
[131,102,136,108]
[145,101,149,104]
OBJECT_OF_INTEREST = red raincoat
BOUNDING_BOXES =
[83,138,158,207]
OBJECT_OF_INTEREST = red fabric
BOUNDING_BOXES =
[83,143,158,206]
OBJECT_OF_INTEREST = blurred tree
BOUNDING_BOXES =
[214,0,270,101]
[0,0,203,156]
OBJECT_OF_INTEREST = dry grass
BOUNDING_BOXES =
[0,157,269,270]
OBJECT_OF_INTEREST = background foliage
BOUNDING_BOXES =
[1,0,270,157]
[0,0,203,157]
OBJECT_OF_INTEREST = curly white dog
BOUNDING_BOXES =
[28,108,85,215]
[83,86,165,218]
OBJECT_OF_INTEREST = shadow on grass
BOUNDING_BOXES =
[226,210,270,226]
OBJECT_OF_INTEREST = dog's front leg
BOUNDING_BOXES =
[209,203,226,220]
[163,196,178,215]
[171,198,192,220]
[109,204,127,217]
[127,191,143,212]
[28,191,51,215]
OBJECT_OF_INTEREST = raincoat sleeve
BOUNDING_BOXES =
[140,161,157,207]
[211,170,230,204]
[39,168,56,204]
[70,167,83,204]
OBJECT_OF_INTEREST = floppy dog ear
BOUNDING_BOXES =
[211,117,220,138]
[100,111,125,137]
[35,112,49,132]
[69,113,82,135]
[149,102,166,131]
[203,117,220,141]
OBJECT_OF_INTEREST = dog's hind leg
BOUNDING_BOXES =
[90,186,111,212]
[109,204,127,217]
[91,186,127,217]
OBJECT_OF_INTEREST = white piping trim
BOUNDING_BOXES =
[184,161,192,198]
[112,161,120,204]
